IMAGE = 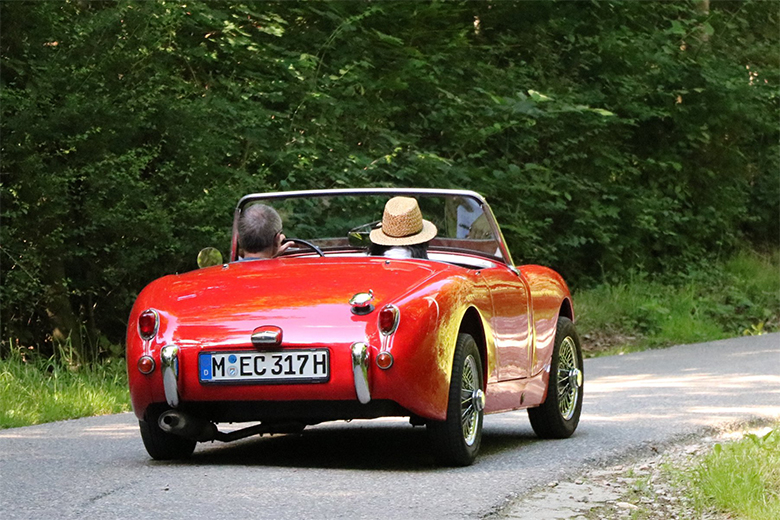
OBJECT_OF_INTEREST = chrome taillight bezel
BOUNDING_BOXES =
[378,304,399,335]
[138,309,159,340]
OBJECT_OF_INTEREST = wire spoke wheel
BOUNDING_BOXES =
[556,336,581,421]
[528,317,583,439]
[428,333,484,466]
[460,355,480,446]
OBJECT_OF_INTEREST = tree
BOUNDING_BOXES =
[1,1,777,359]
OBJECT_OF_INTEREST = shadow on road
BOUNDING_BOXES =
[152,421,539,470]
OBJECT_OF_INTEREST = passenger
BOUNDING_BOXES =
[369,197,437,259]
[238,204,291,260]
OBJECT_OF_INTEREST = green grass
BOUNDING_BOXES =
[684,426,780,520]
[574,249,780,356]
[0,349,130,429]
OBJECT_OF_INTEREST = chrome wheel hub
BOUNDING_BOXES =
[473,389,485,412]
[569,368,583,388]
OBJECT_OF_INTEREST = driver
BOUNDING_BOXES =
[369,197,437,259]
[238,204,292,260]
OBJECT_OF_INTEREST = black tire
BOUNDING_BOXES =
[139,408,196,461]
[528,317,584,439]
[427,333,485,466]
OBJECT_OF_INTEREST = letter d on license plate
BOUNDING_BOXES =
[199,349,329,384]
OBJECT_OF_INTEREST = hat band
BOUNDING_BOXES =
[384,222,423,238]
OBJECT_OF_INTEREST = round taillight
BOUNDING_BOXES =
[378,305,399,335]
[137,355,155,374]
[138,309,159,340]
[376,351,394,370]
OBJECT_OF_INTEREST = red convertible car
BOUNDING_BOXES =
[126,188,583,465]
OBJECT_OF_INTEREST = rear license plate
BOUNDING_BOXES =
[199,349,329,384]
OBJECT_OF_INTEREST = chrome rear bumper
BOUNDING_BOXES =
[161,342,370,408]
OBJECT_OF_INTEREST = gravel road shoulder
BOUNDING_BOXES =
[490,420,777,520]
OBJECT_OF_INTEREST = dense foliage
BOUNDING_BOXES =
[1,1,777,360]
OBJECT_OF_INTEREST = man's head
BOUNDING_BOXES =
[238,204,283,257]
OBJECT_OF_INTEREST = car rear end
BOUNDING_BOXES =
[127,257,463,433]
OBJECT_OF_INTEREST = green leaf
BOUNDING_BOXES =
[528,90,552,102]
[372,30,404,46]
[670,20,686,35]
[590,108,616,117]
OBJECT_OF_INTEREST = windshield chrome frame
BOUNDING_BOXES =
[231,188,515,267]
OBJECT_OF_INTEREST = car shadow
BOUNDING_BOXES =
[161,420,540,470]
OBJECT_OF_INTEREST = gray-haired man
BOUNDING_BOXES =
[238,204,292,260]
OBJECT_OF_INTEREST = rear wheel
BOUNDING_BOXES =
[139,408,196,460]
[427,333,485,466]
[528,317,583,438]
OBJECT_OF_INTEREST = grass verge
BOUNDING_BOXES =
[576,423,780,520]
[511,423,780,520]
[0,349,130,429]
[574,249,780,356]
[683,426,780,520]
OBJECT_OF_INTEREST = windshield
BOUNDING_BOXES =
[232,190,508,264]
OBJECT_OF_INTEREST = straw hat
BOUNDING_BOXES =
[369,197,437,246]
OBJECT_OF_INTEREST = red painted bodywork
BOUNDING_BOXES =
[127,254,572,424]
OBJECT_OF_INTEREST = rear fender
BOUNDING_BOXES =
[374,276,492,421]
[458,306,492,388]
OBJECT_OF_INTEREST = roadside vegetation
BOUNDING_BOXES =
[683,426,780,520]
[575,249,780,357]
[576,423,780,520]
[0,346,129,429]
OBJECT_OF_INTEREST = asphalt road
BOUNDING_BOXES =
[1,334,778,520]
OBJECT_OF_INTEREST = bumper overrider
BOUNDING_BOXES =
[351,342,371,404]
[160,345,180,408]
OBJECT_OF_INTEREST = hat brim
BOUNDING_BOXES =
[369,220,438,246]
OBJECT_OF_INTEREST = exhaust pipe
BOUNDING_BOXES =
[158,409,307,443]
[158,410,218,441]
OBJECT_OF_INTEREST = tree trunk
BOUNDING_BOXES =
[42,257,85,365]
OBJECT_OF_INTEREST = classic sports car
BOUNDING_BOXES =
[126,188,583,466]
